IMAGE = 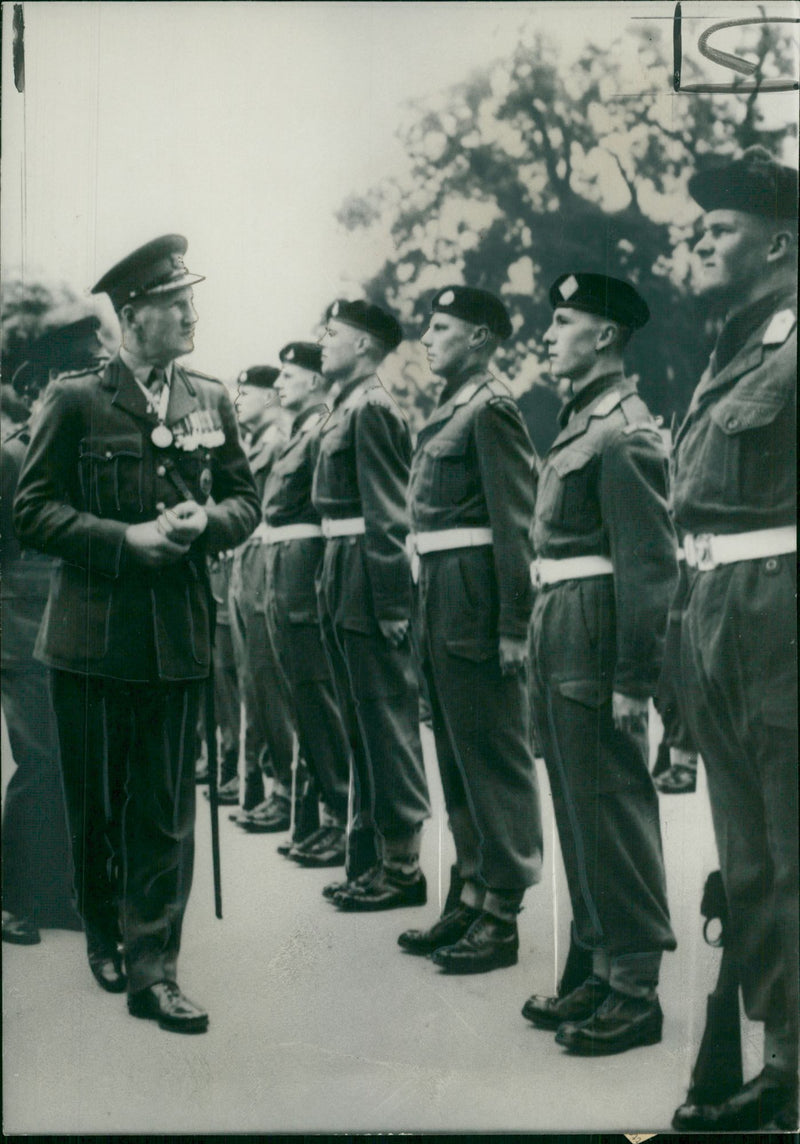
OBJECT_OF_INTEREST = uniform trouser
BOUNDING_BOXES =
[530,581,676,998]
[230,549,293,793]
[317,597,430,852]
[214,620,241,779]
[680,557,798,1069]
[50,670,200,995]
[265,573,349,822]
[1,663,79,928]
[418,552,542,909]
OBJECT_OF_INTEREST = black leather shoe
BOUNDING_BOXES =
[555,990,662,1054]
[522,976,610,1029]
[2,911,41,945]
[88,947,127,993]
[241,796,291,833]
[292,828,346,868]
[322,864,381,901]
[128,980,209,1033]
[672,1067,799,1132]
[334,869,427,912]
[211,777,240,806]
[431,912,519,973]
[398,903,481,956]
[654,761,697,794]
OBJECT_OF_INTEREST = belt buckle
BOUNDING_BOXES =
[531,560,543,590]
[689,533,716,571]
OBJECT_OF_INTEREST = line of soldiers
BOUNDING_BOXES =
[3,145,797,1130]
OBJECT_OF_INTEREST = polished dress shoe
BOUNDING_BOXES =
[292,827,346,868]
[334,868,427,912]
[398,903,481,956]
[522,976,610,1029]
[431,912,518,973]
[128,980,209,1033]
[555,989,662,1054]
[322,864,381,901]
[2,911,41,945]
[212,776,240,806]
[88,946,127,993]
[672,1067,798,1132]
[241,795,291,833]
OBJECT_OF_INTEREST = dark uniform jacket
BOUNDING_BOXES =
[312,374,412,631]
[230,419,288,616]
[533,374,677,697]
[409,372,537,641]
[13,355,260,682]
[262,403,328,625]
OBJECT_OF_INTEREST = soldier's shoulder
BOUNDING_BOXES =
[762,307,796,348]
[607,396,666,455]
[359,381,406,420]
[183,366,226,395]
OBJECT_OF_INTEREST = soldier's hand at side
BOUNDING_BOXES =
[124,520,190,567]
[499,636,528,675]
[612,692,649,736]
[160,500,208,545]
[379,618,409,648]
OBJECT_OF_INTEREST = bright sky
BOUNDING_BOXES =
[2,1,797,379]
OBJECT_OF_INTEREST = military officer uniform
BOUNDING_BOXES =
[262,342,350,862]
[312,299,431,906]
[13,237,259,1028]
[399,287,542,973]
[671,152,798,1132]
[227,366,295,823]
[525,274,677,1052]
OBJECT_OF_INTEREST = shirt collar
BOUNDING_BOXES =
[559,370,624,427]
[291,402,328,436]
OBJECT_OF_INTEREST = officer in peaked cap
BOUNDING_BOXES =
[312,298,431,910]
[522,271,678,1053]
[397,286,542,973]
[258,340,351,867]
[14,235,259,1034]
[671,148,798,1132]
[226,362,295,827]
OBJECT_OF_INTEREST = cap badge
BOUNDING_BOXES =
[286,348,295,361]
[439,289,456,306]
[330,301,340,317]
[199,468,213,497]
[559,276,579,301]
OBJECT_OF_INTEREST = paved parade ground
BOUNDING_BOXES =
[3,721,760,1135]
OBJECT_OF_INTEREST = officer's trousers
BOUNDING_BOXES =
[317,595,430,851]
[680,557,798,1063]
[530,580,676,996]
[50,670,200,994]
[1,663,78,928]
[419,551,542,896]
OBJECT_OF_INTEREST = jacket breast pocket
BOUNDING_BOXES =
[709,393,792,506]
[79,433,144,517]
[545,447,600,530]
[425,435,471,505]
[319,429,355,499]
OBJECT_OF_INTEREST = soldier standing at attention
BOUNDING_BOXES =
[13,236,260,1033]
[397,287,542,973]
[671,149,798,1132]
[522,273,678,1054]
[313,299,431,910]
[261,341,350,868]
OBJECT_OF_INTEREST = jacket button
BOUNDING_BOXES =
[726,416,740,430]
[156,464,166,477]
[764,557,779,574]
[105,450,113,458]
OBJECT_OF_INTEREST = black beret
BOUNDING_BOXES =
[12,315,104,397]
[237,365,280,389]
[430,286,513,341]
[549,272,650,331]
[689,146,798,221]
[279,341,323,373]
[325,299,403,351]
[91,234,204,309]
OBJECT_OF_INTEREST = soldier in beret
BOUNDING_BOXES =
[671,149,798,1132]
[522,272,678,1054]
[226,365,297,830]
[260,341,351,867]
[396,286,542,973]
[14,235,260,1033]
[312,299,431,910]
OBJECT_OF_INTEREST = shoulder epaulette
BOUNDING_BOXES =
[185,367,223,385]
[621,420,662,436]
[763,309,796,347]
[55,365,101,382]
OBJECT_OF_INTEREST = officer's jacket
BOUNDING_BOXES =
[262,404,329,624]
[409,372,538,640]
[533,374,677,696]
[312,374,412,626]
[13,355,260,682]
[672,291,796,535]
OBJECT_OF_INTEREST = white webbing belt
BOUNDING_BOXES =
[682,526,795,571]
[531,554,614,588]
[261,523,323,544]
[321,516,366,539]
[411,527,493,555]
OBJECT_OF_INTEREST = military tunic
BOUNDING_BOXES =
[672,290,797,1049]
[13,355,259,991]
[409,372,542,899]
[312,374,430,864]
[529,374,677,994]
[262,403,350,824]
[229,421,294,798]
